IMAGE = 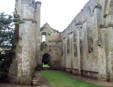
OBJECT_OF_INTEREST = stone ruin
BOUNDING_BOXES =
[40,23,62,69]
[8,0,113,85]
[8,0,41,84]
[61,0,113,81]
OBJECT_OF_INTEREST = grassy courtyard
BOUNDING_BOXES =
[40,70,106,87]
[43,64,50,68]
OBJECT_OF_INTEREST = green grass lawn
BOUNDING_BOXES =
[43,64,50,68]
[40,70,106,87]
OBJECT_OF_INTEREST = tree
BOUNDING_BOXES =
[0,13,23,80]
[0,13,23,47]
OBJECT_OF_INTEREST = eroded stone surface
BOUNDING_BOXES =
[8,0,113,84]
[61,0,113,81]
[40,23,62,69]
[9,0,41,84]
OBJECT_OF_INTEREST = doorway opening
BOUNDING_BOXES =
[42,53,50,68]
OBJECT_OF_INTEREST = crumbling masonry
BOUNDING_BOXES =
[8,0,113,85]
[9,0,41,84]
[61,0,113,81]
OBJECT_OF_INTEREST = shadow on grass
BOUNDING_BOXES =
[40,70,107,87]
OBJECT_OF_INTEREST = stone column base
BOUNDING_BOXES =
[81,70,98,79]
[16,75,32,85]
[72,69,80,75]
[65,68,72,73]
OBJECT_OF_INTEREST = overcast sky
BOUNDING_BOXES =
[0,0,89,32]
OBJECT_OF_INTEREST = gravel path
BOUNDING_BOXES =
[34,72,52,87]
[0,83,31,87]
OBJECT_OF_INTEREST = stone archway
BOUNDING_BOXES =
[42,53,51,68]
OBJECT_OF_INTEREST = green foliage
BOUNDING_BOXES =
[0,13,23,47]
[48,32,51,36]
[0,13,23,30]
[0,13,24,81]
[43,64,50,68]
[41,71,106,87]
[40,26,45,31]
[0,50,14,81]
[40,42,47,51]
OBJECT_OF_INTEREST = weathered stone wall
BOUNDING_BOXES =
[61,0,113,81]
[8,0,41,84]
[8,0,113,84]
[40,23,62,69]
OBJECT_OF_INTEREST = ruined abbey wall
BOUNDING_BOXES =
[8,0,41,84]
[8,0,113,85]
[61,0,113,81]
[40,23,62,69]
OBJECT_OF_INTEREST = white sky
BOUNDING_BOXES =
[0,0,89,32]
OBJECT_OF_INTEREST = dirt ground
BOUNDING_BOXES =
[34,72,52,87]
[0,72,52,87]
[0,70,113,87]
[0,83,32,87]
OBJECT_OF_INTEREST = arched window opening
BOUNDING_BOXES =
[42,32,46,42]
[42,53,50,68]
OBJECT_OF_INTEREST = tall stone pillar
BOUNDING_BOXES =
[102,0,113,81]
[82,23,88,65]
[106,28,113,81]
[94,1,108,80]
[76,29,81,74]
[16,0,35,84]
[12,0,41,84]
[62,39,66,70]
[35,2,42,68]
